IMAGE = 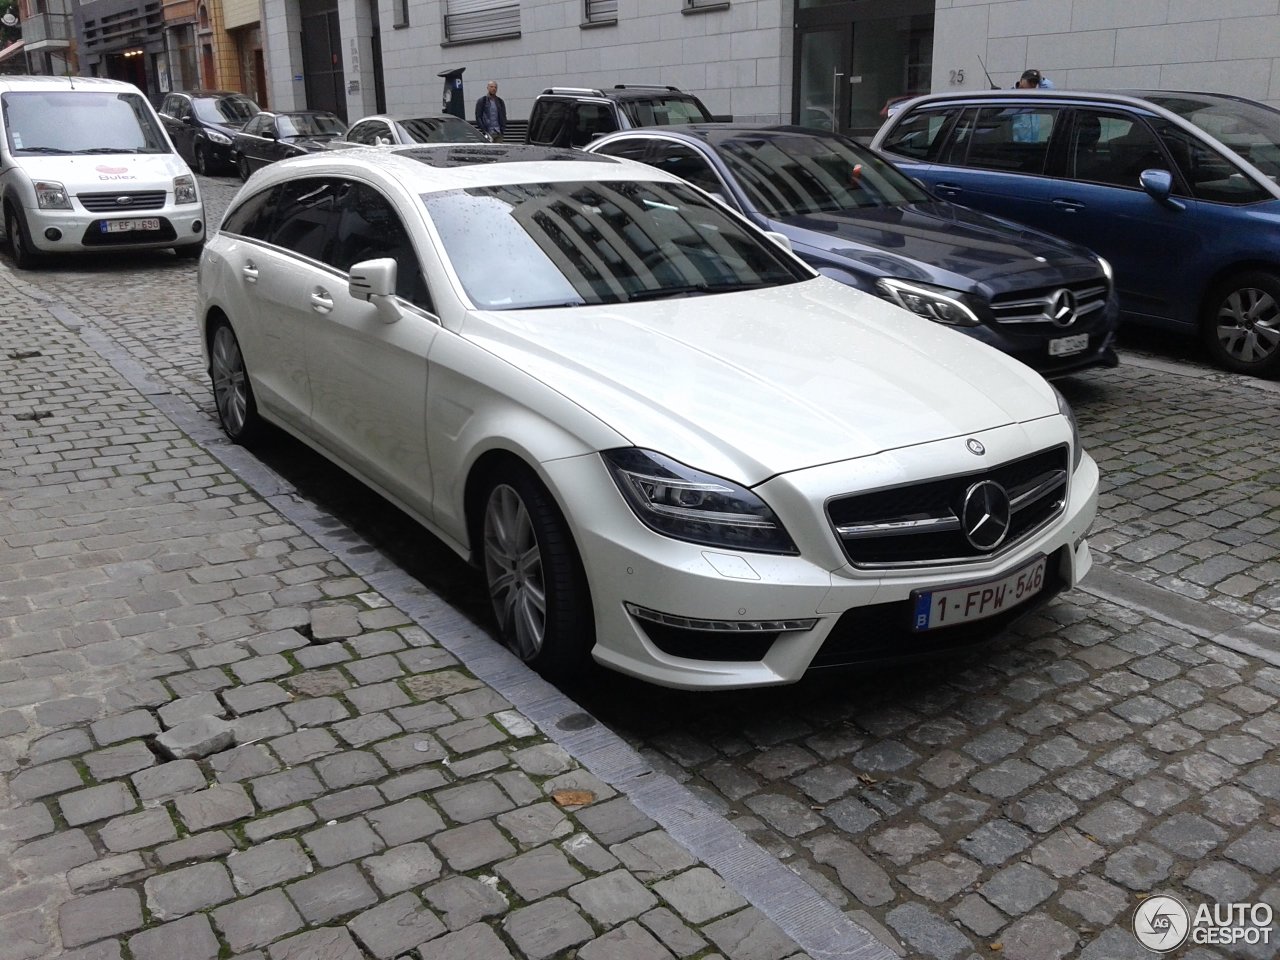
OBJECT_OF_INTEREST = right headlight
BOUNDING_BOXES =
[602,448,798,555]
[34,180,71,210]
[876,278,982,327]
[1054,387,1083,471]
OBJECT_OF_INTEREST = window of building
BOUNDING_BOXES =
[684,0,728,11]
[584,0,616,24]
[443,0,519,44]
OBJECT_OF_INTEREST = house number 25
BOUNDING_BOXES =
[949,68,965,84]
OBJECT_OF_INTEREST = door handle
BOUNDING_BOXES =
[242,262,258,283]
[1052,198,1085,212]
[310,290,334,314]
[934,182,962,195]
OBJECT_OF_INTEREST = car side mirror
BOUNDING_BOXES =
[1139,168,1185,210]
[763,230,793,253]
[183,115,197,125]
[349,258,401,323]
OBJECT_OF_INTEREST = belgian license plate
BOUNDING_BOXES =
[1049,333,1089,357]
[911,556,1047,632]
[102,218,160,234]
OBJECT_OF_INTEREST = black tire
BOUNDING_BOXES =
[208,320,263,444]
[1202,270,1280,377]
[479,466,593,681]
[195,144,209,176]
[5,207,41,270]
[238,156,251,182]
[174,240,204,260]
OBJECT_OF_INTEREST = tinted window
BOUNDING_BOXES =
[591,138,651,163]
[398,117,485,143]
[220,186,279,238]
[192,95,258,124]
[278,113,346,137]
[242,115,269,136]
[423,179,808,309]
[527,100,569,145]
[717,132,929,218]
[570,103,618,147]
[1145,93,1280,183]
[347,121,384,145]
[1152,120,1270,204]
[331,182,431,309]
[647,142,725,197]
[962,106,1059,174]
[1,91,170,155]
[266,179,340,261]
[881,108,954,161]
[1069,110,1168,189]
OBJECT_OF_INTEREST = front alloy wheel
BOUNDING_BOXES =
[481,469,592,680]
[1203,271,1280,377]
[238,156,251,182]
[209,322,261,443]
[195,144,209,176]
[5,208,40,270]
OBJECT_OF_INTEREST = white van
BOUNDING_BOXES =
[0,76,205,268]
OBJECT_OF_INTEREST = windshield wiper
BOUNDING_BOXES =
[626,281,770,302]
[15,146,72,154]
[76,147,140,154]
[505,300,586,310]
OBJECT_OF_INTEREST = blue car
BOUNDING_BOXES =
[586,124,1119,378]
[872,89,1280,377]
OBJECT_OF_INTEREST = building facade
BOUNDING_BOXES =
[245,0,1280,132]
[13,0,77,75]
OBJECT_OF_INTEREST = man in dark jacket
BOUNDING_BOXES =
[475,81,507,142]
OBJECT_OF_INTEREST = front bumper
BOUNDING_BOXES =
[22,201,205,254]
[543,419,1099,690]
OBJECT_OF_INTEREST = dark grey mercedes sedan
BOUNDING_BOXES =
[587,124,1120,378]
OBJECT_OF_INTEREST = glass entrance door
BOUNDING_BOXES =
[795,25,851,134]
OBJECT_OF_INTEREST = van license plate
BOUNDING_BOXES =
[1049,333,1088,357]
[102,219,160,233]
[910,556,1047,631]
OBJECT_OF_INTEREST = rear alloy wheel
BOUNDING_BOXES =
[1202,270,1280,376]
[481,468,592,681]
[209,321,262,443]
[5,207,40,270]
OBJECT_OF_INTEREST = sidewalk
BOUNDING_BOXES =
[0,270,892,958]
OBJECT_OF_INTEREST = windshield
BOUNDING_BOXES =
[399,117,486,143]
[193,95,259,125]
[716,132,931,219]
[1,91,170,155]
[278,113,348,138]
[620,96,714,127]
[1145,94,1280,181]
[423,179,808,309]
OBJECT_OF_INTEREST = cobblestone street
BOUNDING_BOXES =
[1,173,1278,959]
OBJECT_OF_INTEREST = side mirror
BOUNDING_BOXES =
[763,230,793,253]
[1139,168,1185,210]
[349,258,401,323]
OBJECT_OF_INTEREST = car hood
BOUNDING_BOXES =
[771,201,1103,294]
[9,153,191,188]
[463,277,1058,484]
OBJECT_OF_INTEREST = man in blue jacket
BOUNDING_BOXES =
[475,81,507,142]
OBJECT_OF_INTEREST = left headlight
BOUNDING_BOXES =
[602,448,799,555]
[1054,387,1083,471]
[206,130,232,145]
[34,180,71,209]
[173,175,198,205]
[876,278,982,327]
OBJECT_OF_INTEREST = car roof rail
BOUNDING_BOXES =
[541,87,606,96]
[613,84,682,92]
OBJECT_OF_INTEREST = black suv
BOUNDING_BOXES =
[158,90,261,176]
[524,84,723,149]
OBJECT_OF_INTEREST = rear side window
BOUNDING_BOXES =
[220,186,278,238]
[961,106,1060,175]
[570,103,618,146]
[527,100,570,145]
[880,109,954,161]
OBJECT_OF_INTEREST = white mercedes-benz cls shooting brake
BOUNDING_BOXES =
[196,144,1098,690]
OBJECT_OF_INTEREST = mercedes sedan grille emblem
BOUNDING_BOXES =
[1048,288,1077,328]
[961,480,1012,551]
[966,438,985,456]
